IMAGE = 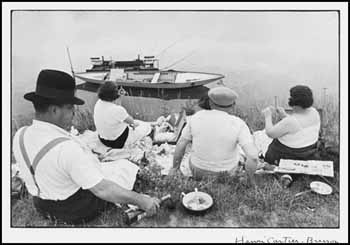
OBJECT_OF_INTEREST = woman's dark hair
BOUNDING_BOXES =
[97,82,120,102]
[288,85,314,109]
[197,95,211,110]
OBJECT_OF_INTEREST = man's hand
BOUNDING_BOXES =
[238,173,256,188]
[138,194,161,216]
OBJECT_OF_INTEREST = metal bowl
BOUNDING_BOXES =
[181,188,214,215]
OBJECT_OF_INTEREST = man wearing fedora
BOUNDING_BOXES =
[169,86,259,183]
[12,69,160,224]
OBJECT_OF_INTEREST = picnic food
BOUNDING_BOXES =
[152,113,186,143]
[186,196,208,210]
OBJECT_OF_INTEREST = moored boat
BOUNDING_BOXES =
[75,55,224,89]
[75,55,224,99]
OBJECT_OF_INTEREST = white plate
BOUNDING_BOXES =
[310,181,333,195]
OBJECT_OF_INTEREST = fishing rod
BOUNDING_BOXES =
[66,46,75,78]
[161,50,196,70]
[156,41,179,58]
[156,36,189,58]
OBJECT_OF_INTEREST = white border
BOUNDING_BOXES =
[2,2,349,10]
[2,2,348,243]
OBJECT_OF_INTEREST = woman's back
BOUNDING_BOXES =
[279,107,320,148]
[292,107,320,128]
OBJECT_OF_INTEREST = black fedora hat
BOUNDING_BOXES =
[24,69,84,105]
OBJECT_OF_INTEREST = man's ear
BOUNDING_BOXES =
[48,104,59,115]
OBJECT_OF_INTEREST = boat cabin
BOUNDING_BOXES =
[86,55,159,72]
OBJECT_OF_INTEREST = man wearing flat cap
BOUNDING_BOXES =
[170,86,259,183]
[12,69,160,224]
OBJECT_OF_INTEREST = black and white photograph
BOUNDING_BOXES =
[2,2,348,243]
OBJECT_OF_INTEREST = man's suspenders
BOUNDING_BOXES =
[18,127,70,197]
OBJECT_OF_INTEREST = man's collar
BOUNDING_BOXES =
[32,119,70,136]
[211,109,229,115]
[99,99,115,105]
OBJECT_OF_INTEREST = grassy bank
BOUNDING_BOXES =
[12,170,339,227]
[10,98,340,227]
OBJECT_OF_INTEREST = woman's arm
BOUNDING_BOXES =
[262,106,294,139]
[124,116,139,128]
[124,116,134,125]
[276,106,288,119]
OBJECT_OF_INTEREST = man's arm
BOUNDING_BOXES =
[62,141,160,215]
[169,137,191,175]
[237,121,259,186]
[241,142,259,181]
[89,179,160,216]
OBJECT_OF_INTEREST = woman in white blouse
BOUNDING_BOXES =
[94,82,151,149]
[261,85,321,166]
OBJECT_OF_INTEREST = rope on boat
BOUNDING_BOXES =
[118,86,128,96]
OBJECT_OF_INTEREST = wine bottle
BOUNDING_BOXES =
[140,151,150,167]
[123,194,171,225]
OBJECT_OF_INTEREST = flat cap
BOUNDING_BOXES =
[208,86,238,107]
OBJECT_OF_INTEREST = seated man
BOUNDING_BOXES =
[93,82,151,149]
[169,86,259,184]
[12,70,160,224]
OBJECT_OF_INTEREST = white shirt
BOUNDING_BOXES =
[94,99,129,140]
[12,120,104,201]
[278,107,320,148]
[180,109,254,172]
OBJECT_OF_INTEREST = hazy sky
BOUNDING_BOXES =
[11,11,339,111]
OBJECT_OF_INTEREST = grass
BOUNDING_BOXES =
[10,97,340,228]
[11,170,340,227]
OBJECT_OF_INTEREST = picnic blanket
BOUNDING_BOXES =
[253,129,273,155]
[11,124,273,197]
[100,159,140,190]
[76,127,192,176]
[149,129,272,175]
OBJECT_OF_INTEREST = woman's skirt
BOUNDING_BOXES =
[264,138,319,165]
[99,127,129,149]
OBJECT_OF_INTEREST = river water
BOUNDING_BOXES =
[11,77,202,122]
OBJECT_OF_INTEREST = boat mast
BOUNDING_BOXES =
[66,46,75,78]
